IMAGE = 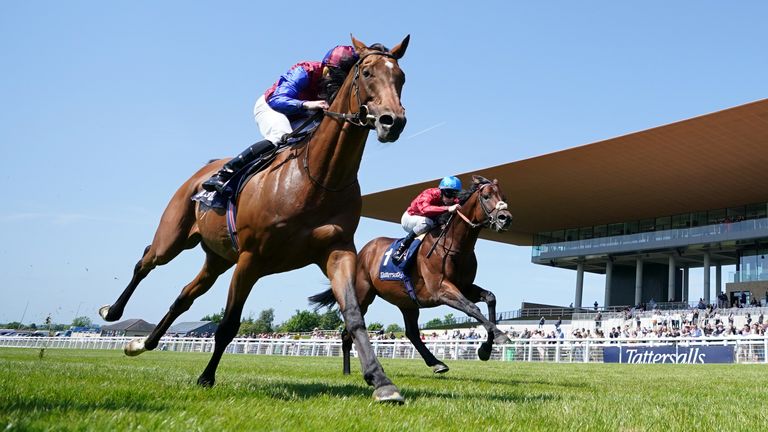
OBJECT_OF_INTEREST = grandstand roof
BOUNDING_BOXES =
[167,321,215,334]
[361,98,768,246]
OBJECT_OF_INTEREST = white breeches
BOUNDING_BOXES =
[401,211,435,236]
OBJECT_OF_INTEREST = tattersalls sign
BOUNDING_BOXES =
[603,346,735,364]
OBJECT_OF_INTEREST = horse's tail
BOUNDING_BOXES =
[308,288,337,311]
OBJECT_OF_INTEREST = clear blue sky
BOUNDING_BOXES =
[2,1,767,328]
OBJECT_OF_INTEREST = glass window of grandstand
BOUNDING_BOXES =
[692,211,708,227]
[745,203,767,220]
[655,216,671,231]
[671,214,689,229]
[607,223,624,237]
[535,232,550,246]
[579,227,593,240]
[565,228,578,241]
[708,208,726,225]
[551,230,565,243]
[739,248,768,282]
[639,218,655,232]
[726,206,745,222]
[594,224,607,238]
[626,221,639,235]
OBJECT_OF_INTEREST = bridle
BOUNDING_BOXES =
[428,182,510,260]
[303,50,399,192]
[454,183,509,231]
[323,50,398,129]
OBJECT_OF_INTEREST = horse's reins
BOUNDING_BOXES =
[303,50,398,192]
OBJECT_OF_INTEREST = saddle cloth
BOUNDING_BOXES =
[378,236,425,304]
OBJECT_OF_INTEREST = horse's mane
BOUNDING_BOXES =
[319,43,391,104]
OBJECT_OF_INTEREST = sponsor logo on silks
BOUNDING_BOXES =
[603,345,734,364]
[380,271,404,279]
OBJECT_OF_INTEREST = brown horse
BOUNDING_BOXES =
[98,35,410,403]
[310,176,513,374]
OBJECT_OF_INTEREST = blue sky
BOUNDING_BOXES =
[2,1,767,328]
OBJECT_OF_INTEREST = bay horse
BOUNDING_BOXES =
[310,176,513,374]
[98,35,410,403]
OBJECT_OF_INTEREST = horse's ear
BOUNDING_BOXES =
[350,34,368,55]
[493,179,499,185]
[390,35,410,59]
[472,175,481,184]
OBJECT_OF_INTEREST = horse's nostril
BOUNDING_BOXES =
[378,114,394,127]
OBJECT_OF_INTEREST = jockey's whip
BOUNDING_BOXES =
[426,213,455,258]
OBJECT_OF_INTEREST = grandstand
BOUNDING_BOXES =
[361,98,768,313]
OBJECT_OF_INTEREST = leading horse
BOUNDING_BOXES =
[311,176,513,374]
[99,35,410,403]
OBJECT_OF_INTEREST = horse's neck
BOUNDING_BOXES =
[304,76,367,190]
[444,198,482,253]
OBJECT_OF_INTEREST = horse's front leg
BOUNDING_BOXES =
[463,283,499,361]
[439,282,510,360]
[321,246,403,404]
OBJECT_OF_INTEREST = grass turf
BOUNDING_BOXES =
[1,348,766,431]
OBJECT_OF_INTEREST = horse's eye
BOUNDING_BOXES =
[362,68,371,78]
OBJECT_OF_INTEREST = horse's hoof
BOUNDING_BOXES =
[432,364,449,374]
[98,305,114,321]
[477,343,492,361]
[197,375,215,388]
[124,338,147,357]
[494,334,511,346]
[373,384,404,404]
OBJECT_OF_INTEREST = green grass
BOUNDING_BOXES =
[1,348,766,431]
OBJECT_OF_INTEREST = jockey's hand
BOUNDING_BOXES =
[303,100,329,111]
[448,204,461,213]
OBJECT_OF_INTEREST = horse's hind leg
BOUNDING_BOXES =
[341,328,353,375]
[124,251,233,356]
[401,308,449,373]
[198,251,260,388]
[100,184,200,322]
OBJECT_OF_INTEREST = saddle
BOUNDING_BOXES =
[190,117,322,252]
[378,235,425,305]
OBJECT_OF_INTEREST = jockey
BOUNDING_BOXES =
[392,176,463,262]
[202,45,360,193]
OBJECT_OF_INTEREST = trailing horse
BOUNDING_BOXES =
[99,35,410,403]
[310,176,513,374]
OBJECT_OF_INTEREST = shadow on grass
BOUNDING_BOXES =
[390,371,587,389]
[220,379,559,404]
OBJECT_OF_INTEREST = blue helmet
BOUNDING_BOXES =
[438,176,462,191]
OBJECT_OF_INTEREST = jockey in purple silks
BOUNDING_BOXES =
[202,45,359,194]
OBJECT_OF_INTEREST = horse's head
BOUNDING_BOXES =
[461,176,513,232]
[348,35,409,142]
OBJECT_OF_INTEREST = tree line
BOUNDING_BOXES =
[201,308,405,335]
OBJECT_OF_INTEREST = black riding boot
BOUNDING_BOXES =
[393,231,417,262]
[202,140,276,193]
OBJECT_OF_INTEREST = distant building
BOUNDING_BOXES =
[100,319,155,337]
[166,321,217,337]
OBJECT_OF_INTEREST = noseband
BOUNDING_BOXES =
[324,51,397,129]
